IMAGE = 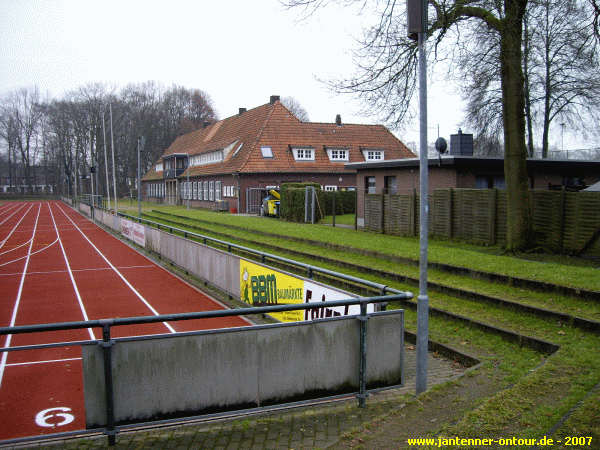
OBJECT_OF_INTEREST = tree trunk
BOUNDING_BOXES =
[541,1,551,159]
[523,11,535,157]
[501,0,532,251]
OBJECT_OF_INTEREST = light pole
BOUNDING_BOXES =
[137,136,144,219]
[186,155,190,210]
[408,0,429,395]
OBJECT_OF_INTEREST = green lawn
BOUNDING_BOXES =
[133,205,600,291]
[122,204,600,445]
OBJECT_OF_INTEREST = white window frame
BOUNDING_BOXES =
[362,149,384,161]
[215,181,222,201]
[203,181,209,200]
[324,185,338,191]
[209,181,215,201]
[326,148,349,162]
[292,147,315,161]
[261,146,273,158]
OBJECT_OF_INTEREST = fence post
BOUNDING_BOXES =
[489,189,497,245]
[448,188,453,238]
[412,189,418,237]
[380,194,385,234]
[332,191,336,228]
[100,320,116,446]
[559,187,566,252]
[357,301,369,408]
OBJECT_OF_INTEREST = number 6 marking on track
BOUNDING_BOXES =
[35,407,75,428]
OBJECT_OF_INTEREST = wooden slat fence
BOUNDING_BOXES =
[363,189,600,257]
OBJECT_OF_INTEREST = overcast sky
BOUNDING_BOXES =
[0,0,591,150]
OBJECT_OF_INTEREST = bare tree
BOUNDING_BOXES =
[0,88,44,193]
[281,96,310,121]
[284,0,600,250]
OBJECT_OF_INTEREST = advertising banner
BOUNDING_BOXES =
[240,260,370,322]
[121,218,146,247]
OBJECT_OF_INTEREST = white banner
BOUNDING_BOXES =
[121,218,146,247]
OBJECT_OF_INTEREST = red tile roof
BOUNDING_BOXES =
[143,99,415,181]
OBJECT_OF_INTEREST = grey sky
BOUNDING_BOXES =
[0,0,589,150]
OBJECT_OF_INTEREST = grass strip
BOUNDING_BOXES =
[147,206,600,293]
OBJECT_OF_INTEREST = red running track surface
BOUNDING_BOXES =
[0,201,251,441]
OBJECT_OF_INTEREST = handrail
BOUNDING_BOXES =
[0,295,407,337]
[116,211,402,297]
[0,295,408,447]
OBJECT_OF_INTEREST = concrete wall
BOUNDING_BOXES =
[83,310,404,427]
[78,207,241,297]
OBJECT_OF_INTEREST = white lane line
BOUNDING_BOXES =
[0,203,22,224]
[0,204,31,249]
[48,203,95,340]
[0,237,59,267]
[56,203,176,333]
[0,203,42,388]
[0,204,25,225]
[0,265,156,277]
[6,357,82,367]
[0,237,34,256]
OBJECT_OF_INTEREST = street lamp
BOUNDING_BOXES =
[408,0,429,395]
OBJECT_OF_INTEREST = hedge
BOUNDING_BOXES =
[322,190,356,215]
[280,183,324,222]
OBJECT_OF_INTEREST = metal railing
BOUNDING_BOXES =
[115,210,400,297]
[0,295,409,447]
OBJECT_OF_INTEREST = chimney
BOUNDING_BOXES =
[270,95,280,104]
[335,114,342,126]
[239,107,247,115]
[450,128,474,156]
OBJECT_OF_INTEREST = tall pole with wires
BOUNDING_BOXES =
[102,110,111,211]
[110,103,118,215]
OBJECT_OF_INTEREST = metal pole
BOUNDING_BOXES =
[110,104,118,215]
[332,191,336,228]
[416,2,429,395]
[100,321,116,446]
[357,301,368,407]
[311,187,315,224]
[137,137,142,218]
[186,155,190,210]
[102,111,111,211]
[305,187,309,223]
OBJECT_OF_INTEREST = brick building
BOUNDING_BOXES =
[142,96,415,213]
[347,155,600,228]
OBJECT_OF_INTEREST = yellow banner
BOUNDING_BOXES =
[240,260,304,322]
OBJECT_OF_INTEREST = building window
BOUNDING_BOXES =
[209,181,215,201]
[362,149,384,161]
[215,181,222,201]
[292,147,315,161]
[202,181,208,200]
[327,148,349,162]
[366,176,376,194]
[261,146,273,158]
[384,176,398,194]
[324,185,338,191]
[191,181,196,199]
[155,162,163,172]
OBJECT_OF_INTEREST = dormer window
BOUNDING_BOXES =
[155,162,163,171]
[327,148,349,162]
[292,147,314,161]
[362,149,384,161]
[261,146,273,158]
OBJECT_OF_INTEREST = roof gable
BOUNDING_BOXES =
[147,98,415,179]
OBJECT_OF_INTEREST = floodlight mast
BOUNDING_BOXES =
[408,0,429,395]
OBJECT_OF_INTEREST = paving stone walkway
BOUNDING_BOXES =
[18,345,466,449]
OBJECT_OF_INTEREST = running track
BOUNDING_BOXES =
[0,201,250,441]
